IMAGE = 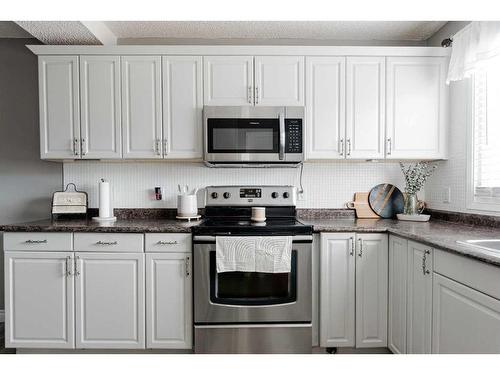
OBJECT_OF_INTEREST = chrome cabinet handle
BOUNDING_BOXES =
[358,238,363,257]
[387,138,392,156]
[248,86,253,104]
[73,138,80,156]
[25,239,47,244]
[255,87,259,104]
[74,256,80,276]
[65,256,73,277]
[157,240,178,245]
[185,256,190,277]
[154,139,162,156]
[347,138,351,156]
[81,138,87,156]
[278,112,285,161]
[96,241,118,245]
[422,249,431,275]
[349,237,354,256]
[163,139,168,156]
[339,139,344,156]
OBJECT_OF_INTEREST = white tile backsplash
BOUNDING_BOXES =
[63,161,405,209]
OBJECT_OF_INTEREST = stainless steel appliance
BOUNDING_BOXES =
[203,106,305,167]
[193,185,313,354]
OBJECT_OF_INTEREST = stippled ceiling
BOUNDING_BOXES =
[105,21,447,41]
[12,21,448,45]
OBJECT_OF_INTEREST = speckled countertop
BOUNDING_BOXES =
[2,216,500,266]
[300,218,500,266]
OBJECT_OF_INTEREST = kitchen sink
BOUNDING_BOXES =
[457,239,500,252]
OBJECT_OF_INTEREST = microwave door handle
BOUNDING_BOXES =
[279,112,285,160]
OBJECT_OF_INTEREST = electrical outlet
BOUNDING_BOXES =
[443,187,451,203]
[298,190,306,201]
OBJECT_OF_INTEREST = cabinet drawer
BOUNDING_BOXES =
[74,233,144,252]
[434,248,500,300]
[3,232,73,251]
[145,233,191,253]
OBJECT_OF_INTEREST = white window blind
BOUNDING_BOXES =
[472,67,500,202]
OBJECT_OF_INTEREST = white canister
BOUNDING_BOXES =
[177,194,198,217]
[251,207,266,222]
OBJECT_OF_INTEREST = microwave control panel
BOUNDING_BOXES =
[285,119,303,153]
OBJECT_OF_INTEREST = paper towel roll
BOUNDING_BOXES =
[99,179,111,218]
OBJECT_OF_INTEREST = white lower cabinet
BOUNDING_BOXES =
[146,252,192,349]
[75,252,145,349]
[4,252,75,348]
[320,232,387,348]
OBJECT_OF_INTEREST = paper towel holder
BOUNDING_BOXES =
[92,178,117,223]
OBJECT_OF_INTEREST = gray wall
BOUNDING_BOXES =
[426,21,470,46]
[0,38,63,311]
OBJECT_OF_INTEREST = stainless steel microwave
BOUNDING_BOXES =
[203,106,305,167]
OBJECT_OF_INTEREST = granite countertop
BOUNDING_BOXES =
[300,218,500,266]
[0,218,202,233]
[2,215,500,266]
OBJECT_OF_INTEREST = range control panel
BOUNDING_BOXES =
[206,185,297,206]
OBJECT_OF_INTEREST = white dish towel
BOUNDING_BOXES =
[216,236,292,273]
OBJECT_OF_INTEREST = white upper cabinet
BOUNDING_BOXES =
[75,252,145,349]
[146,252,192,349]
[162,56,203,159]
[121,56,163,159]
[39,56,80,159]
[346,57,385,159]
[254,56,304,106]
[80,56,122,159]
[4,252,75,349]
[407,241,433,354]
[203,56,254,106]
[320,233,356,348]
[306,57,346,159]
[388,235,408,354]
[355,233,388,348]
[386,56,448,159]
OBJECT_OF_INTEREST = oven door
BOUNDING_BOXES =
[193,236,312,324]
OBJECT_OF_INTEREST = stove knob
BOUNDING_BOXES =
[223,192,231,199]
[283,192,290,199]
[211,192,218,199]
[271,192,279,199]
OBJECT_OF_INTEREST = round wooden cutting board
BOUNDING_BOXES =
[368,183,404,219]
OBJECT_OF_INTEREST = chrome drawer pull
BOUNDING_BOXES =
[157,240,178,245]
[96,241,118,245]
[25,239,47,244]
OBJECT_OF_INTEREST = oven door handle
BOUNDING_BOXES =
[193,235,313,242]
[279,111,285,161]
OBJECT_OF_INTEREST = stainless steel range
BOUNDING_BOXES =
[192,185,313,354]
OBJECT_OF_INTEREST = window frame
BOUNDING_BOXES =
[466,73,500,212]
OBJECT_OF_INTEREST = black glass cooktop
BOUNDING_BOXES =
[193,217,312,236]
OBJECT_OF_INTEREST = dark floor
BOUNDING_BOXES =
[0,322,15,354]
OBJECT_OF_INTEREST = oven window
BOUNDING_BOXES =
[209,250,297,306]
[207,118,279,153]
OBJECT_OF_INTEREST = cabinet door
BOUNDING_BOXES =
[319,233,355,347]
[386,57,448,159]
[203,56,253,106]
[80,56,122,159]
[39,56,80,159]
[254,56,304,106]
[407,241,433,353]
[388,235,408,354]
[305,57,346,159]
[121,56,162,159]
[432,273,500,353]
[346,57,385,159]
[4,252,74,348]
[355,233,388,348]
[146,253,192,349]
[162,56,203,159]
[75,252,145,349]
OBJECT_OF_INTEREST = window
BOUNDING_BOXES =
[468,65,500,211]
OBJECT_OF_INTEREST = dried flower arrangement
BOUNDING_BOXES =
[399,162,438,195]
